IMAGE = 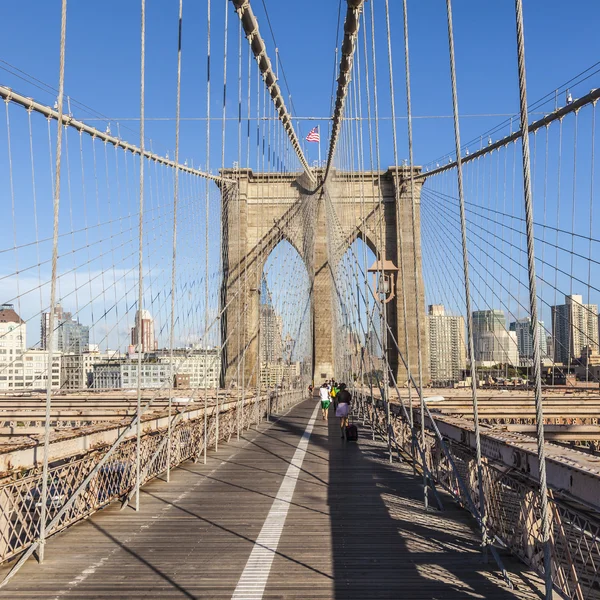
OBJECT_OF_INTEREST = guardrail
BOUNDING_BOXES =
[0,389,302,567]
[360,396,600,600]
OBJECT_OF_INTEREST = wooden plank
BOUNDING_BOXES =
[0,399,545,598]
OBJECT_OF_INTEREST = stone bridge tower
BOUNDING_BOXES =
[219,167,429,389]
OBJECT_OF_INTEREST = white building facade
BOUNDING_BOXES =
[61,350,122,390]
[427,305,467,384]
[157,349,221,389]
[551,295,599,365]
[473,310,519,366]
[509,317,549,366]
[0,304,61,391]
[92,349,221,390]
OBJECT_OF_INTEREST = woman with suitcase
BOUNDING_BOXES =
[335,384,352,439]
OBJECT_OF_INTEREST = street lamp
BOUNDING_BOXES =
[368,259,398,304]
[367,258,398,463]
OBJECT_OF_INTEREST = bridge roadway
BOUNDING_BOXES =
[1,398,544,599]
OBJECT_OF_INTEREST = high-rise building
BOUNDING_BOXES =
[551,295,599,364]
[427,305,466,384]
[131,309,157,353]
[282,334,295,363]
[0,304,62,391]
[509,317,548,361]
[41,303,89,353]
[260,304,283,363]
[0,304,27,390]
[472,309,518,366]
[546,335,554,363]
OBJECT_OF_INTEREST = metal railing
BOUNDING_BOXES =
[0,389,303,568]
[361,396,600,600]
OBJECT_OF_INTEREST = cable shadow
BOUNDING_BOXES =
[87,520,196,599]
[241,437,329,486]
[327,415,542,599]
[245,425,330,463]
[141,489,334,582]
[210,457,329,488]
[176,467,329,516]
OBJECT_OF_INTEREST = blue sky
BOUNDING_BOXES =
[2,0,599,168]
[0,0,599,354]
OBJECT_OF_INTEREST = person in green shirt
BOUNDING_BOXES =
[330,381,340,411]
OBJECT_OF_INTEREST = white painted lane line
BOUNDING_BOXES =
[231,404,320,600]
[51,401,303,599]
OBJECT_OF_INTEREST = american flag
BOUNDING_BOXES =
[306,126,320,142]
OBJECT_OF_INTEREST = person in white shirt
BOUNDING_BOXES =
[319,383,331,420]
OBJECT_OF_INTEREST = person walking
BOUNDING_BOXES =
[335,383,351,439]
[330,380,340,412]
[319,383,331,421]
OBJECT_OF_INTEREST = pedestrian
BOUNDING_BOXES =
[308,383,314,397]
[319,383,331,420]
[330,380,340,411]
[336,383,351,439]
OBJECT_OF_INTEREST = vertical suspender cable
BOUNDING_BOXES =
[135,0,146,513]
[39,0,67,562]
[444,0,490,560]
[204,0,211,465]
[366,0,391,461]
[215,0,229,453]
[167,0,184,483]
[236,13,242,441]
[393,0,426,507]
[384,0,418,470]
[514,1,553,597]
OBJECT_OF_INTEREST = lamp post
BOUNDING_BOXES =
[368,259,398,462]
[368,259,398,304]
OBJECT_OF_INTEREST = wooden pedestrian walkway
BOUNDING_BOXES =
[1,398,545,599]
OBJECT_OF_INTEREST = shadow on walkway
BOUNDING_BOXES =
[273,402,543,599]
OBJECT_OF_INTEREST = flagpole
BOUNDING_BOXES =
[318,125,321,167]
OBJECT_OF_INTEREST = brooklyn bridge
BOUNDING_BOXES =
[0,1,599,598]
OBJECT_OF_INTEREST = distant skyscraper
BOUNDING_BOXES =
[260,304,283,363]
[551,295,599,364]
[283,334,295,363]
[131,309,157,353]
[427,305,466,384]
[509,317,548,361]
[41,303,89,353]
[41,304,63,351]
[546,335,554,362]
[472,309,518,365]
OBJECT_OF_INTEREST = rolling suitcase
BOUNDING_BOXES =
[345,423,358,441]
